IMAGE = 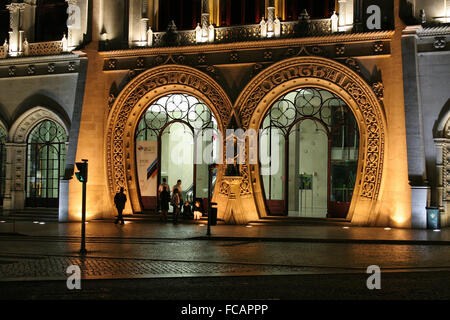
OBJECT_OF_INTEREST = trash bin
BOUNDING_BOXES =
[426,207,440,229]
[209,202,218,226]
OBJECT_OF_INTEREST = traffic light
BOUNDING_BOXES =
[75,161,88,182]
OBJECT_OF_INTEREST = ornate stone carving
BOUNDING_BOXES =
[107,59,118,70]
[239,164,251,196]
[335,44,345,56]
[136,57,145,68]
[433,36,446,49]
[10,107,68,144]
[219,181,230,196]
[107,93,116,114]
[48,63,55,73]
[106,65,232,210]
[263,51,273,60]
[229,52,239,62]
[27,65,35,75]
[373,41,384,53]
[236,57,386,202]
[285,48,295,57]
[197,54,207,64]
[372,82,384,101]
[68,61,76,71]
[251,63,265,78]
[343,57,361,74]
[28,41,64,56]
[8,66,16,77]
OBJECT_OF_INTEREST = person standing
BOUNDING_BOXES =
[158,178,169,212]
[114,187,127,225]
[160,187,170,221]
[172,179,183,213]
[172,179,182,195]
[171,188,181,224]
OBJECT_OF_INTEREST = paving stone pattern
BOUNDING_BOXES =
[0,255,311,280]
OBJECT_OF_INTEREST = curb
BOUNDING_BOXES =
[190,236,450,245]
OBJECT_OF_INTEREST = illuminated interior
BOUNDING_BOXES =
[135,93,219,212]
[260,87,359,218]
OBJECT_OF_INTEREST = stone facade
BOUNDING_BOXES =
[0,0,447,228]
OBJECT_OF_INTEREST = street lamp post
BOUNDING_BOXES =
[75,159,88,255]
[207,163,217,236]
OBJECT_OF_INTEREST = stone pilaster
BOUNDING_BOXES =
[3,143,26,211]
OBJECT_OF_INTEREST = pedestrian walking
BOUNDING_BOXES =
[171,188,181,224]
[114,187,127,225]
[160,187,170,221]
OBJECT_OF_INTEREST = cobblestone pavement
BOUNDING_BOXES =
[0,254,337,281]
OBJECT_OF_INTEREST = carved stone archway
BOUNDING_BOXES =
[234,56,387,226]
[105,64,232,214]
[433,111,450,228]
[9,106,69,143]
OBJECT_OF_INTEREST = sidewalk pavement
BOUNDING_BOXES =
[0,219,449,244]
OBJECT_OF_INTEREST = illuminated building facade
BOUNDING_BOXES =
[0,0,447,229]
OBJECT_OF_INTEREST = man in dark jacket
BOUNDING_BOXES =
[114,187,127,225]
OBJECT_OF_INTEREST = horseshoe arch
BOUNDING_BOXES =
[235,56,387,225]
[105,64,233,213]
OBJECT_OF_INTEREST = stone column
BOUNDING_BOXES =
[6,2,27,56]
[196,0,214,43]
[3,143,26,211]
[140,0,149,42]
[267,5,275,36]
[201,0,210,38]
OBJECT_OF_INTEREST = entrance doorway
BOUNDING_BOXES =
[135,93,219,212]
[260,88,359,218]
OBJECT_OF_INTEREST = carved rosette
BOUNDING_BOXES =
[106,65,232,209]
[236,56,386,202]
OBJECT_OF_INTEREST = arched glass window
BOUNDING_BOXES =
[135,93,219,211]
[26,120,67,208]
[260,88,359,218]
[0,127,6,206]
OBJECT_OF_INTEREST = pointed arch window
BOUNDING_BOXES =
[26,120,67,208]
